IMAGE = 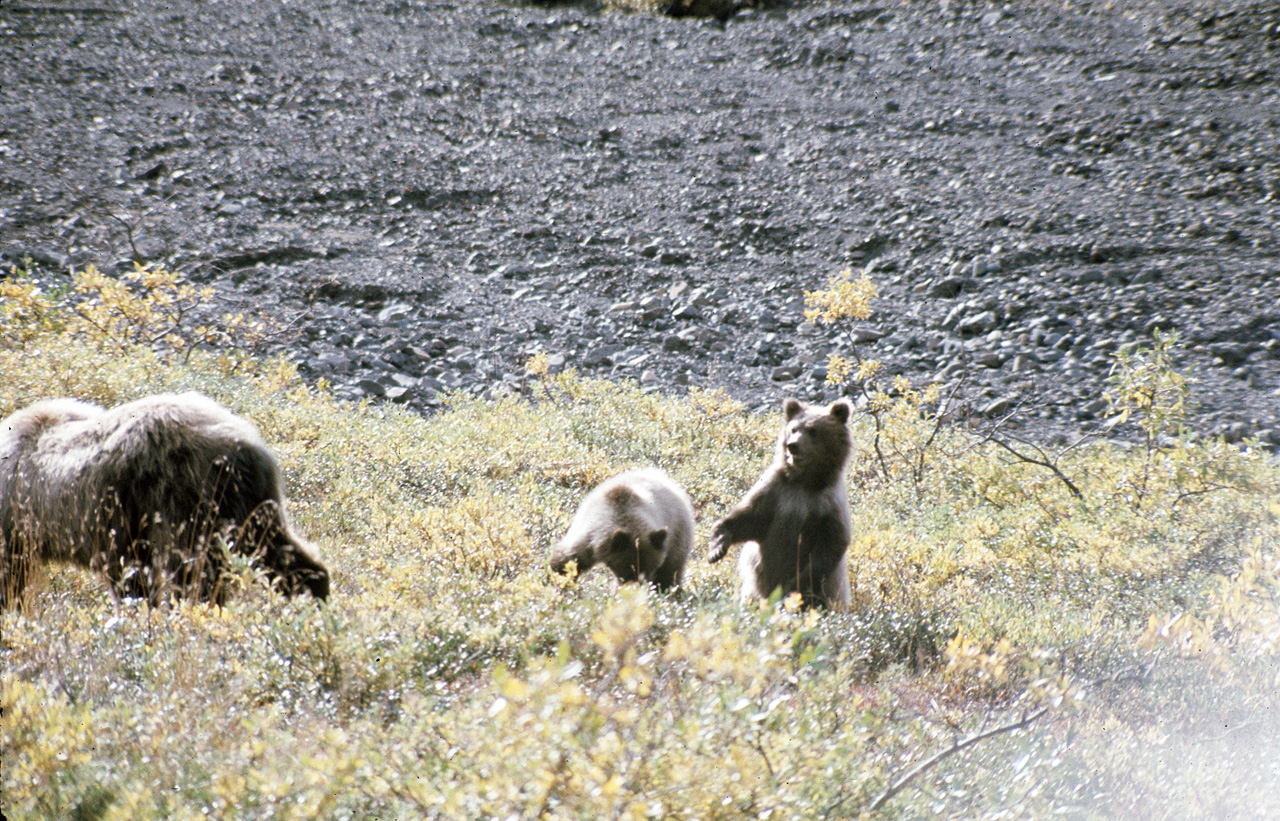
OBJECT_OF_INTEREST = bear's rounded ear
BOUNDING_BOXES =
[649,528,668,551]
[608,530,636,554]
[829,399,852,425]
[783,398,804,420]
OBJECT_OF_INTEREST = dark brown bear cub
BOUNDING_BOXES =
[0,393,329,608]
[550,468,695,592]
[707,398,852,609]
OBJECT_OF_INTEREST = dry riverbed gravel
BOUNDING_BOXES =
[2,0,1278,446]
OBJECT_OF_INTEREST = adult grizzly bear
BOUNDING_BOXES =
[550,468,695,592]
[0,393,329,608]
[707,398,853,609]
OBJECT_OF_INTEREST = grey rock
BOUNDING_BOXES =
[377,302,414,323]
[584,344,621,366]
[492,262,534,280]
[971,256,1000,276]
[982,396,1017,417]
[544,354,568,374]
[1220,422,1251,444]
[928,277,974,299]
[405,344,435,362]
[315,352,351,373]
[663,334,690,352]
[1076,399,1108,420]
[1011,355,1040,373]
[680,326,708,345]
[957,310,998,336]
[770,365,803,382]
[1210,343,1251,367]
[446,345,475,360]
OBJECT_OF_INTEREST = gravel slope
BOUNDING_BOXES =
[2,0,1278,445]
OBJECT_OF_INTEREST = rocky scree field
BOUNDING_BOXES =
[1,0,1278,445]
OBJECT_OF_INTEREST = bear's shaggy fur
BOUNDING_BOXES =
[0,393,329,608]
[707,398,853,609]
[550,468,695,592]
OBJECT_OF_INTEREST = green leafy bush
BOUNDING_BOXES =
[2,263,1277,818]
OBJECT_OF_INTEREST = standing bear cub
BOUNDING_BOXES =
[0,393,329,608]
[550,468,695,592]
[707,398,853,609]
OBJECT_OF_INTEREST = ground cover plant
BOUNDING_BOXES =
[2,263,1278,819]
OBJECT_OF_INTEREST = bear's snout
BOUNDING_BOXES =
[784,433,804,464]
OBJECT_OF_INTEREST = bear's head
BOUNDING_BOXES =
[776,398,852,488]
[601,528,668,585]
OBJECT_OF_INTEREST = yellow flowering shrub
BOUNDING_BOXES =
[1,676,98,818]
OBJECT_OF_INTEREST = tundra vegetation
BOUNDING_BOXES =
[1,262,1277,819]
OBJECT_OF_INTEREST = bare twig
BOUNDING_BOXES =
[839,327,891,482]
[914,375,967,488]
[102,210,141,260]
[958,400,1087,501]
[866,705,1049,814]
[986,435,1085,500]
[823,661,1149,816]
[752,736,776,783]
[1172,483,1234,507]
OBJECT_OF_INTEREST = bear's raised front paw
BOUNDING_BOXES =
[706,528,730,564]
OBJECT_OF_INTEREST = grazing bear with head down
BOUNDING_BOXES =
[707,398,853,610]
[0,393,329,608]
[550,468,695,592]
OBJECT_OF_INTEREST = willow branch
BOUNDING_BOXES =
[867,706,1049,814]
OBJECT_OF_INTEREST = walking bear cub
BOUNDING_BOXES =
[0,393,329,608]
[550,468,695,592]
[707,398,853,609]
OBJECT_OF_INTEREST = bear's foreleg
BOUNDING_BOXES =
[0,536,32,610]
[794,514,851,608]
[708,482,777,563]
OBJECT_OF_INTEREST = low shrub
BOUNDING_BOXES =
[2,262,1277,818]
